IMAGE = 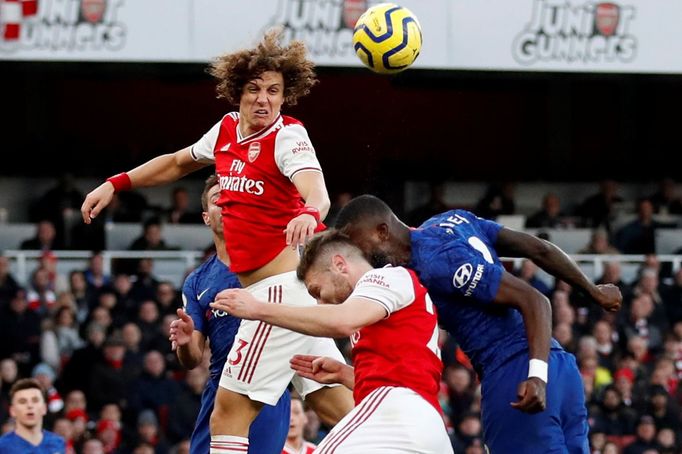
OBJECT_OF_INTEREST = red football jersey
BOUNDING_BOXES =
[191,113,323,273]
[349,266,443,413]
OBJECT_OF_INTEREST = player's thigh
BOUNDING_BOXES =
[314,387,453,454]
[481,353,568,454]
[189,380,217,454]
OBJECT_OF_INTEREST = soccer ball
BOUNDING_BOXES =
[352,3,422,75]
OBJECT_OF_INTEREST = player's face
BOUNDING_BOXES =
[239,71,284,136]
[202,184,223,236]
[10,388,47,429]
[305,268,354,305]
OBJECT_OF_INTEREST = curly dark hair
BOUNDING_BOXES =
[208,28,318,106]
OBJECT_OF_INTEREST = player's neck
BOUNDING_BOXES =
[214,238,231,267]
[393,222,413,264]
[15,423,43,445]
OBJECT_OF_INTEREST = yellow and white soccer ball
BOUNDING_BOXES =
[352,3,422,74]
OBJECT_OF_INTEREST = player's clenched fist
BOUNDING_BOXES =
[594,284,622,312]
[510,377,546,413]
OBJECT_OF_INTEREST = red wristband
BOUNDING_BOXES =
[106,172,132,193]
[297,206,320,224]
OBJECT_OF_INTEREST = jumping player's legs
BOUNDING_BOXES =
[196,380,290,454]
[481,349,588,454]
[212,272,352,452]
[313,387,453,454]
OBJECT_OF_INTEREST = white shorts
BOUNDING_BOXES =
[314,387,453,454]
[219,271,345,405]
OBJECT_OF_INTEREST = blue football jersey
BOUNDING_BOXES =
[0,430,65,453]
[409,210,561,375]
[182,254,243,380]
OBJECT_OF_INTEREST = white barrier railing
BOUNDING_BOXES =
[4,250,682,289]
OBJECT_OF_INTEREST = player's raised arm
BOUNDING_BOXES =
[492,271,551,414]
[285,171,331,248]
[80,146,208,224]
[211,288,386,338]
[494,228,623,312]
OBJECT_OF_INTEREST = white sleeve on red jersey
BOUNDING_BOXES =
[189,119,221,164]
[274,123,322,180]
[350,267,416,316]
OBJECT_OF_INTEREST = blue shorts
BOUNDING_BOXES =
[481,349,589,454]
[190,378,291,454]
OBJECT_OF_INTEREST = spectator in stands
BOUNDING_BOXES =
[110,273,138,321]
[615,198,675,255]
[620,294,665,356]
[59,322,106,393]
[596,261,632,299]
[0,359,19,418]
[450,411,483,453]
[88,332,138,414]
[662,268,682,324]
[154,281,180,318]
[121,322,145,370]
[167,367,207,444]
[578,228,621,255]
[31,362,63,416]
[127,350,179,428]
[26,266,57,317]
[406,182,450,227]
[0,255,20,307]
[282,393,317,454]
[129,259,160,303]
[656,427,678,454]
[52,416,76,454]
[525,192,570,229]
[648,178,682,216]
[68,270,94,324]
[576,179,624,233]
[0,289,42,377]
[20,219,63,251]
[623,414,659,454]
[594,319,618,371]
[81,438,105,454]
[553,322,576,353]
[443,364,477,425]
[83,252,111,291]
[590,385,638,436]
[644,384,681,434]
[614,367,636,409]
[473,181,516,219]
[136,300,161,351]
[630,267,668,327]
[28,173,84,250]
[124,409,171,454]
[514,258,553,297]
[129,217,176,251]
[164,186,201,224]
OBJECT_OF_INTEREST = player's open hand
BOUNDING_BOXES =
[81,182,115,224]
[284,213,317,250]
[290,354,353,388]
[169,308,194,350]
[594,284,622,312]
[510,377,546,413]
[211,288,262,320]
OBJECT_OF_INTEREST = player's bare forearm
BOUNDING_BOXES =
[495,228,622,311]
[292,171,331,219]
[212,290,384,338]
[494,272,551,363]
[176,342,203,370]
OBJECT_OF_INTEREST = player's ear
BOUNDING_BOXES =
[331,254,346,273]
[202,211,210,227]
[376,222,390,241]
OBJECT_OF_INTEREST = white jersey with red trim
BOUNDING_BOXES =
[349,266,443,413]
[281,440,316,454]
[191,112,322,273]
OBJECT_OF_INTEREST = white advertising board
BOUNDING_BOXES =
[0,0,679,74]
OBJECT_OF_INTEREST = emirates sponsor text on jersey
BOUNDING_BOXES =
[218,174,265,196]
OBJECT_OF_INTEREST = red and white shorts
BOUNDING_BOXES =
[219,271,345,405]
[314,387,454,454]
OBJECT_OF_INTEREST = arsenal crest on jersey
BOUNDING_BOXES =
[248,142,261,163]
[595,2,619,37]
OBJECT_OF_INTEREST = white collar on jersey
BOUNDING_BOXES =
[236,113,283,144]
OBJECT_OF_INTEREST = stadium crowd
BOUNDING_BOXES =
[1,176,682,453]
